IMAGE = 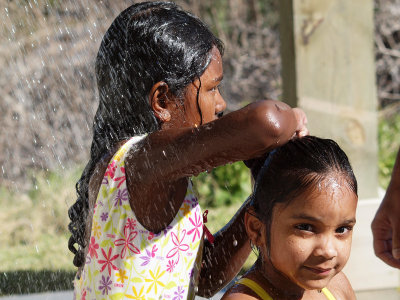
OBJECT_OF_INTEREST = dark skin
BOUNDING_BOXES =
[87,47,308,297]
[372,146,400,268]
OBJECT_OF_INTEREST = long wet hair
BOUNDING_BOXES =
[250,136,358,252]
[67,2,224,268]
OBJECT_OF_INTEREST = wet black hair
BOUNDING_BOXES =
[67,1,224,268]
[250,136,358,252]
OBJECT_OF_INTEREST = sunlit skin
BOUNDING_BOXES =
[89,48,310,298]
[222,174,358,300]
[161,46,226,129]
[265,175,357,294]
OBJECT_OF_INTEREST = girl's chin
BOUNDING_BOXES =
[293,277,332,291]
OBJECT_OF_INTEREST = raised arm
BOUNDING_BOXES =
[125,100,306,232]
[372,146,400,268]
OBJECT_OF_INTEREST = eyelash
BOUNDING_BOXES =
[295,224,313,232]
[295,224,354,235]
[335,226,353,234]
[210,85,220,92]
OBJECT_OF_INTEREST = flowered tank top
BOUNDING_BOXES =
[74,136,204,300]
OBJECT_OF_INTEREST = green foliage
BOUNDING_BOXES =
[378,109,400,189]
[0,167,80,272]
[193,161,252,208]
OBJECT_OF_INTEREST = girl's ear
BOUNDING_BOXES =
[245,209,265,248]
[149,81,172,123]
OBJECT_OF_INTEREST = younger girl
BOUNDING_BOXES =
[68,2,308,299]
[223,136,357,300]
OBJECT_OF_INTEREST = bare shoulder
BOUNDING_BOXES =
[327,271,356,300]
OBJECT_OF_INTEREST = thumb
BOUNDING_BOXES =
[392,223,400,260]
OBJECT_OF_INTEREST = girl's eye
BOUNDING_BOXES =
[335,226,353,234]
[210,85,220,92]
[295,223,313,232]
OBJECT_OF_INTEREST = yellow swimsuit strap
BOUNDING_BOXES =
[321,287,336,300]
[235,278,273,300]
[236,278,336,300]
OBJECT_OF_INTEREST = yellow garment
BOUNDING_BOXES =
[236,278,336,300]
[236,278,273,300]
[321,287,336,300]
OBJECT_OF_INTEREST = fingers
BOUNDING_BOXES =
[292,108,309,137]
[392,221,400,260]
[372,221,400,269]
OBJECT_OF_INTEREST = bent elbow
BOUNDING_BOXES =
[250,100,296,147]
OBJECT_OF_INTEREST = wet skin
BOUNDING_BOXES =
[88,46,308,297]
[163,46,227,129]
[264,175,357,294]
[223,174,358,300]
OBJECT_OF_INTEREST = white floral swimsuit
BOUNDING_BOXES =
[74,136,204,300]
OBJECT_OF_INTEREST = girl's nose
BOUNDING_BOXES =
[215,94,227,116]
[313,236,338,260]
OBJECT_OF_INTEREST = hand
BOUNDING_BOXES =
[292,108,309,138]
[371,186,400,268]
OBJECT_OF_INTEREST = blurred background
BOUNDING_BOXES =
[0,0,399,297]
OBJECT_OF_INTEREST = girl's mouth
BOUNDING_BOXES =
[303,266,332,276]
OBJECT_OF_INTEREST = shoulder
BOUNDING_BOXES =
[221,280,259,300]
[326,271,356,300]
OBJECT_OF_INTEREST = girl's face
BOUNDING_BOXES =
[262,175,357,291]
[167,46,226,128]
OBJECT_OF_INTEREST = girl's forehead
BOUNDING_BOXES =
[275,175,358,216]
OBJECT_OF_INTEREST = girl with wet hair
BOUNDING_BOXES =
[222,136,358,300]
[69,2,308,299]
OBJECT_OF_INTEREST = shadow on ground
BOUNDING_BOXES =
[0,270,75,296]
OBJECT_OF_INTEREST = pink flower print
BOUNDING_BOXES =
[188,212,202,242]
[166,260,176,273]
[148,232,154,240]
[99,275,112,295]
[114,227,140,258]
[114,166,126,188]
[114,188,129,206]
[140,245,158,266]
[98,247,119,276]
[81,290,86,300]
[104,161,117,179]
[100,212,108,222]
[173,286,185,300]
[166,230,189,263]
[125,218,136,231]
[88,236,99,259]
[106,233,116,239]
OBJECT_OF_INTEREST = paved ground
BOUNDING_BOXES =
[1,288,399,299]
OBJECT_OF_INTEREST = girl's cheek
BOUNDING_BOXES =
[286,236,310,261]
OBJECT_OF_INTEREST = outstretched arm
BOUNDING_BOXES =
[126,100,307,232]
[197,198,251,298]
[371,146,400,268]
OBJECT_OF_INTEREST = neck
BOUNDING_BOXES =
[252,259,306,300]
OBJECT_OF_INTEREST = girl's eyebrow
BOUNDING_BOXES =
[290,214,356,224]
[290,214,321,222]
